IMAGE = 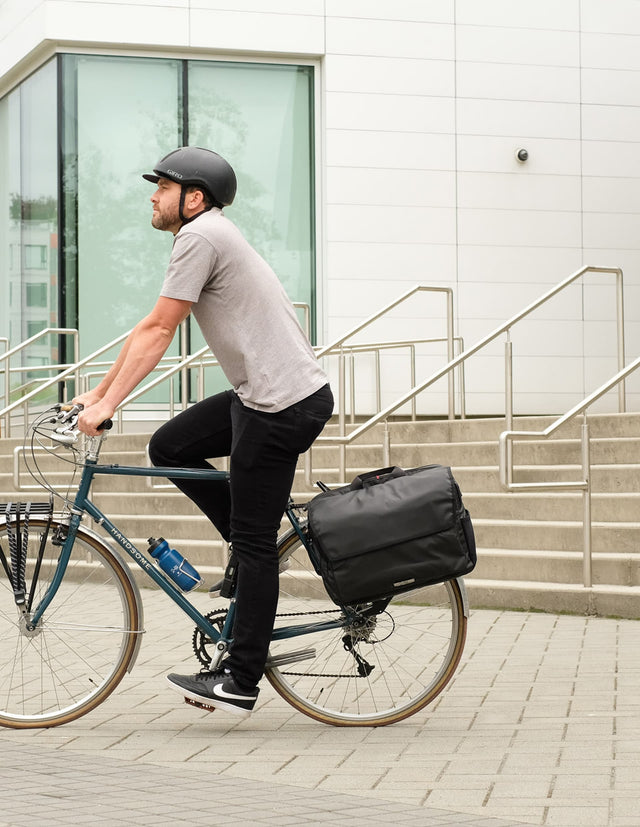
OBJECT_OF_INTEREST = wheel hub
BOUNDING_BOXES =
[18,614,42,639]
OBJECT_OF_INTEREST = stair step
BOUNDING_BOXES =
[465,491,640,521]
[473,518,640,553]
[465,579,640,619]
[470,548,640,586]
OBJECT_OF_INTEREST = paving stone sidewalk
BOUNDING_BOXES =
[1,591,639,826]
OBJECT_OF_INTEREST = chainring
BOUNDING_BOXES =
[192,609,228,668]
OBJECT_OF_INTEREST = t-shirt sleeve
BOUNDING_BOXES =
[160,230,218,303]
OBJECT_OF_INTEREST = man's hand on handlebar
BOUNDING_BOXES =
[71,389,104,411]
[73,401,115,437]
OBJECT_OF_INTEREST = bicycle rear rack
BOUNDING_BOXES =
[1,497,54,610]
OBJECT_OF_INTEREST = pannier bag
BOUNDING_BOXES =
[306,465,476,606]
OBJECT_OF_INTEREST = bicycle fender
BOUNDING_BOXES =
[72,522,146,673]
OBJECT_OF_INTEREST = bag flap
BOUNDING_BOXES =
[308,464,461,561]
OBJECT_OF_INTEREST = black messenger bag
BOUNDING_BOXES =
[306,465,476,606]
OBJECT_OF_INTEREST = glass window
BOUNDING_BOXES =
[3,54,317,407]
[25,245,48,269]
[0,91,19,348]
[0,58,57,384]
[188,61,315,329]
[62,54,182,358]
[187,60,316,395]
[27,320,47,338]
[26,283,48,307]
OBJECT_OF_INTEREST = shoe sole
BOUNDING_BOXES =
[165,676,254,718]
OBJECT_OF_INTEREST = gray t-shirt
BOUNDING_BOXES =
[160,208,328,412]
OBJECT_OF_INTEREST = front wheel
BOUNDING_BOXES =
[266,526,468,726]
[0,518,142,729]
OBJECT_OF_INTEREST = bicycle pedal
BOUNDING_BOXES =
[184,696,216,712]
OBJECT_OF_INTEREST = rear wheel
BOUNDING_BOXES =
[0,519,142,729]
[266,526,468,726]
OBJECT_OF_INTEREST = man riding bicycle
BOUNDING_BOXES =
[74,146,333,717]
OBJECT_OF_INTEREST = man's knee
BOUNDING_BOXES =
[148,429,174,467]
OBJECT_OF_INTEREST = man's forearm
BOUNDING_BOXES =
[99,322,175,409]
[76,296,191,436]
[91,335,134,399]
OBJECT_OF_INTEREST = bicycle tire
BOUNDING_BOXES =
[266,526,468,726]
[0,518,142,729]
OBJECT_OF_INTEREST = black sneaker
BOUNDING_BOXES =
[166,667,259,717]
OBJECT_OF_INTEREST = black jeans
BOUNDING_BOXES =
[148,384,333,691]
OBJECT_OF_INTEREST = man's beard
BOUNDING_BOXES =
[151,206,180,231]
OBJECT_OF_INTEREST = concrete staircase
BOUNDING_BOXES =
[1,412,639,618]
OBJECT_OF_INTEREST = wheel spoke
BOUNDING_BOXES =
[267,527,467,726]
[0,520,140,728]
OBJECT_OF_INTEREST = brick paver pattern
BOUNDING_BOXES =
[1,589,638,827]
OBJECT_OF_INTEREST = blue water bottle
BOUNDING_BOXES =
[148,537,203,592]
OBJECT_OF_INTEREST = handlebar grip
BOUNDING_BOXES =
[98,419,113,432]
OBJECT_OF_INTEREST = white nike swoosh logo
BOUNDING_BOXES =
[213,685,254,701]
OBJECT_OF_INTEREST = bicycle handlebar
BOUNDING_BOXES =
[46,404,112,445]
[58,403,113,433]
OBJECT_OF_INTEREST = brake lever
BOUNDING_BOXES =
[51,427,80,445]
[58,403,82,423]
[57,402,113,434]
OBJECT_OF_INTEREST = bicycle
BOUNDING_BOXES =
[0,404,469,729]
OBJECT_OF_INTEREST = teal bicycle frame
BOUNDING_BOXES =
[29,446,344,650]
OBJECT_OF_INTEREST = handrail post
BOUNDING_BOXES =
[349,352,355,425]
[198,362,205,402]
[383,419,391,466]
[504,335,514,485]
[504,333,513,432]
[410,344,417,421]
[1,338,8,436]
[180,320,189,411]
[446,288,455,420]
[457,337,466,420]
[581,419,593,589]
[5,352,10,437]
[73,330,80,406]
[338,346,346,482]
[616,269,626,412]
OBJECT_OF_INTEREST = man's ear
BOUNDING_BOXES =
[186,189,205,209]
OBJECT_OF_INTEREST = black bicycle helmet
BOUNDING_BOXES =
[143,147,237,207]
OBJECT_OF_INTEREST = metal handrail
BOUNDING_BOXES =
[0,332,128,437]
[316,284,456,416]
[0,328,80,436]
[312,285,456,475]
[70,291,453,434]
[340,337,466,424]
[498,354,640,590]
[311,265,626,482]
[2,267,627,483]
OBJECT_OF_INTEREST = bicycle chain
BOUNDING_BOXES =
[274,608,374,680]
[193,607,368,678]
[276,608,339,618]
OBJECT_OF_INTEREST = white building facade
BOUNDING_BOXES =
[1,0,639,416]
